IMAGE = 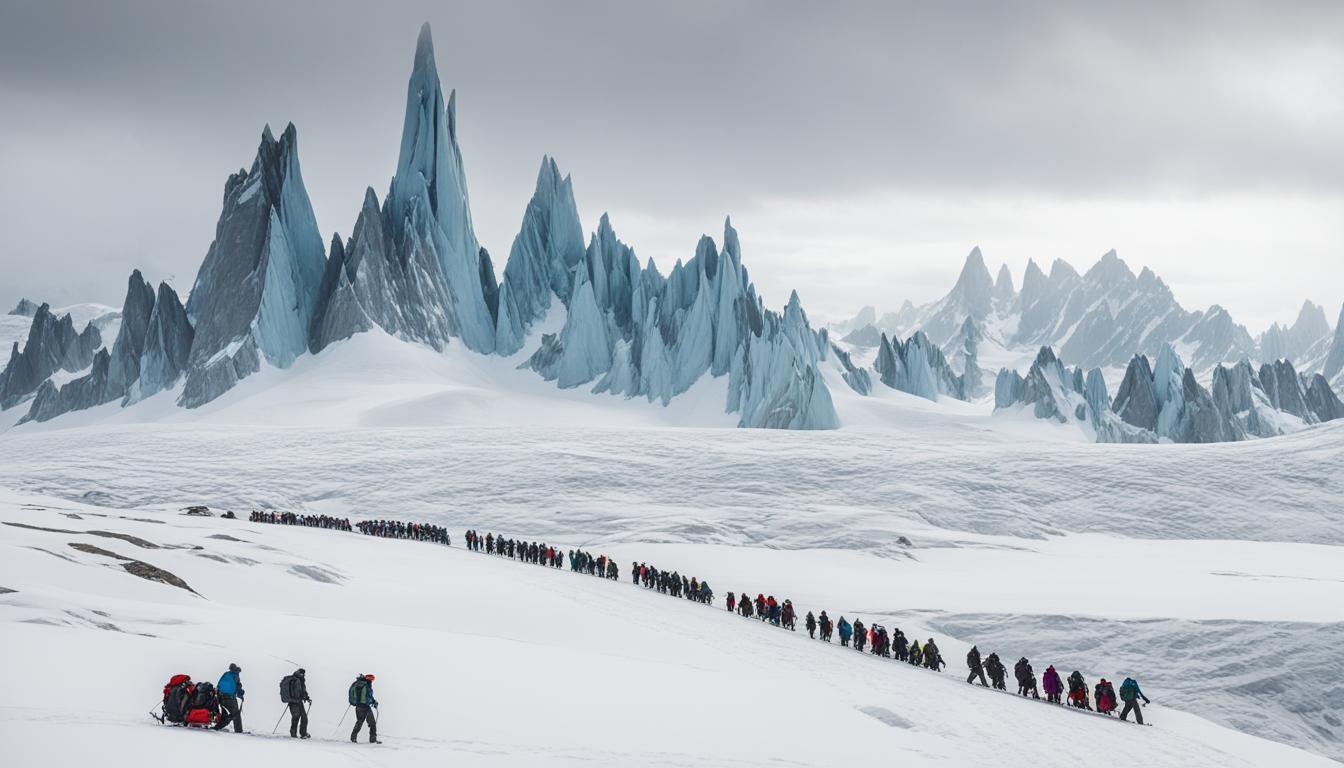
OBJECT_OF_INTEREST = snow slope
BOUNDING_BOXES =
[0,491,1334,768]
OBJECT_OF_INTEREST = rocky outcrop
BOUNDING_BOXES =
[1257,359,1315,423]
[1304,373,1344,422]
[874,331,965,402]
[127,283,194,403]
[0,304,101,409]
[1322,304,1344,385]
[106,270,155,397]
[840,324,882,348]
[8,299,37,317]
[181,123,325,407]
[993,347,1153,442]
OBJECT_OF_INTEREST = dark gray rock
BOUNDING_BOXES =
[20,348,113,423]
[8,298,37,316]
[1112,354,1159,431]
[106,270,155,397]
[829,343,872,395]
[1304,373,1344,422]
[180,336,261,409]
[182,123,326,407]
[128,283,193,403]
[1258,359,1315,423]
[0,304,101,409]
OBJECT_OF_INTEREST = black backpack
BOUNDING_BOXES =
[164,682,193,722]
[190,681,218,711]
[279,674,296,703]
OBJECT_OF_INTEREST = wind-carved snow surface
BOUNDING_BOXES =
[1,489,1341,767]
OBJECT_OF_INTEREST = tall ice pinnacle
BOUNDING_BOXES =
[385,22,496,352]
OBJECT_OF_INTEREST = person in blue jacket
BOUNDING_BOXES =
[214,663,245,733]
[1119,677,1151,724]
[838,616,853,647]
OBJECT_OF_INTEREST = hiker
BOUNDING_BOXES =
[985,652,1007,690]
[1067,670,1091,710]
[214,663,245,733]
[1042,665,1063,704]
[924,638,943,671]
[349,674,380,744]
[819,610,832,641]
[739,593,754,618]
[966,646,988,686]
[781,600,796,630]
[908,639,922,666]
[1096,678,1118,715]
[280,669,311,738]
[893,629,908,662]
[838,616,852,647]
[805,611,817,638]
[726,592,736,613]
[1015,658,1039,699]
[1118,677,1151,724]
[768,596,781,626]
[853,619,866,652]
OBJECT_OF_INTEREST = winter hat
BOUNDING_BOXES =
[364,674,376,681]
[297,668,306,676]
[229,663,240,673]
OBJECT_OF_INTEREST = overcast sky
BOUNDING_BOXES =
[2,0,1341,332]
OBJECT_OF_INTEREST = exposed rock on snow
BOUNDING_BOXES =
[0,304,101,409]
[840,323,882,348]
[830,342,873,396]
[182,124,325,407]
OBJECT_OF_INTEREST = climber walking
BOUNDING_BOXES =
[1118,676,1151,724]
[349,673,380,744]
[966,646,988,686]
[280,668,311,738]
[1042,665,1064,704]
[805,610,817,639]
[213,663,244,733]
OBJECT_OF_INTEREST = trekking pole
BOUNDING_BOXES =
[271,707,286,734]
[331,704,351,738]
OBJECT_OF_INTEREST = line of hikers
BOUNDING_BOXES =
[466,530,620,578]
[957,647,1151,723]
[247,513,1155,726]
[464,526,1153,724]
[634,562,714,603]
[249,511,352,530]
[249,510,451,546]
[356,519,450,545]
[157,665,385,742]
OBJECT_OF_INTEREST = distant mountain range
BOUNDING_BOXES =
[831,248,1344,442]
[4,24,1341,443]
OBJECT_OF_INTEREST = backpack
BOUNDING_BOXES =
[349,678,370,706]
[280,674,296,703]
[190,681,218,711]
[1119,678,1138,702]
[163,676,193,723]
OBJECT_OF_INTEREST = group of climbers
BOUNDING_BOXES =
[634,562,714,602]
[249,511,352,530]
[157,665,383,742]
[355,519,450,545]
[240,513,1156,727]
[955,650,1150,723]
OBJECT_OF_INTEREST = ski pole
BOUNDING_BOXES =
[331,704,351,738]
[271,707,286,734]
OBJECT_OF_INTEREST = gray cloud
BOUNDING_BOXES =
[1,0,1341,328]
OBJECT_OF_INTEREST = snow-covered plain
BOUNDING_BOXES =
[2,330,1343,764]
[0,491,1336,768]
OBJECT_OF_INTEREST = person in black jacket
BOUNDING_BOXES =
[281,669,311,738]
[966,646,988,687]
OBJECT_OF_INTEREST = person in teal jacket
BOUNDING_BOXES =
[214,663,244,733]
[838,617,853,647]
